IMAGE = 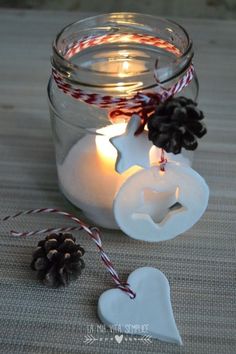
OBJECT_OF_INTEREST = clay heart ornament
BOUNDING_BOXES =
[98,267,182,345]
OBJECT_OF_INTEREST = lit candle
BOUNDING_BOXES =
[58,58,146,228]
[92,53,145,95]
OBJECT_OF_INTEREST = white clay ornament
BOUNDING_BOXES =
[110,115,153,173]
[98,267,182,345]
[113,162,209,242]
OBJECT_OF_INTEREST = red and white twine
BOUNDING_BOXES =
[52,32,194,111]
[2,208,136,299]
[63,33,181,59]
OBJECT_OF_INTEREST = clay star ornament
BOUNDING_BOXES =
[135,187,185,224]
[109,115,153,173]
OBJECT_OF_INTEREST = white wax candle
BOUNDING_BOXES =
[58,124,140,228]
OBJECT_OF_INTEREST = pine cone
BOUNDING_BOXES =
[31,233,85,287]
[147,96,207,154]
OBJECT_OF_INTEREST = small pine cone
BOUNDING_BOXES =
[147,96,207,154]
[31,233,85,288]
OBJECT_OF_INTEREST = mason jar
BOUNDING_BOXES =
[48,13,198,229]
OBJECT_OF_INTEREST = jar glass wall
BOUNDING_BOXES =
[48,13,198,229]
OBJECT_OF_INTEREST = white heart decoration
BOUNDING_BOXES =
[115,334,123,344]
[113,163,209,242]
[98,267,182,345]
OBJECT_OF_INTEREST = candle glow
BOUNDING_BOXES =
[95,124,126,163]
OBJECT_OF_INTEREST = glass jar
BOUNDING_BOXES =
[48,13,198,229]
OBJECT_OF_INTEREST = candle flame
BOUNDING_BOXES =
[118,60,130,78]
[123,60,129,71]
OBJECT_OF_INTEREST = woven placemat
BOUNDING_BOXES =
[0,10,235,354]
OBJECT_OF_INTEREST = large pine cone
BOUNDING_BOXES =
[31,233,85,287]
[147,96,207,154]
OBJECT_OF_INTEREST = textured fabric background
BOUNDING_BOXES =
[0,9,235,354]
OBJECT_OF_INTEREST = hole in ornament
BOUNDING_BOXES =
[133,187,185,224]
[168,202,183,212]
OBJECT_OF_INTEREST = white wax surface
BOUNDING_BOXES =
[58,124,140,228]
[58,124,192,229]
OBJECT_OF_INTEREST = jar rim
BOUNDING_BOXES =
[52,13,193,90]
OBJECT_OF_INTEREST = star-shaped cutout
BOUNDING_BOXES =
[109,115,153,174]
[134,186,185,225]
